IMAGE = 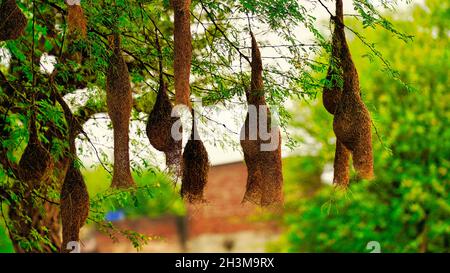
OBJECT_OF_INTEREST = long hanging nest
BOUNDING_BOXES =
[333,0,374,181]
[333,139,350,186]
[60,137,89,253]
[106,34,135,188]
[18,111,53,187]
[0,0,27,41]
[51,72,89,253]
[65,0,87,63]
[181,110,210,203]
[172,0,192,107]
[322,0,351,186]
[146,32,182,177]
[240,33,283,207]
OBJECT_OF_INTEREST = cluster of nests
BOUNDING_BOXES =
[11,0,90,251]
[0,0,27,42]
[146,74,210,204]
[147,0,210,202]
[146,3,284,206]
[146,83,209,204]
[322,0,374,187]
[59,1,90,252]
[146,0,210,203]
[6,0,50,188]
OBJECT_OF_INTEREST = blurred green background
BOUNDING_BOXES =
[275,0,449,253]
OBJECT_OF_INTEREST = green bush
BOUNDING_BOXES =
[0,167,184,253]
[280,0,449,253]
[85,166,186,219]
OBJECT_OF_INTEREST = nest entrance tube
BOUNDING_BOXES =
[106,34,135,188]
[332,0,374,182]
[240,33,283,207]
[0,0,27,41]
[181,109,210,203]
[333,139,351,186]
[172,0,192,107]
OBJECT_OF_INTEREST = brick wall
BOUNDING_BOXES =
[88,161,280,252]
[187,161,279,237]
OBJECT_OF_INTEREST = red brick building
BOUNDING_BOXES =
[87,161,280,253]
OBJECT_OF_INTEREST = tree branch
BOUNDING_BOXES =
[199,0,251,64]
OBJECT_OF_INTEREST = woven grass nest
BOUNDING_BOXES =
[0,0,27,41]
[331,0,374,183]
[146,80,182,176]
[240,33,283,207]
[60,158,89,253]
[106,34,135,189]
[18,115,53,187]
[322,0,350,187]
[181,111,209,203]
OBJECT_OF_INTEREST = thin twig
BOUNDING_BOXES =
[32,191,59,206]
[317,0,334,18]
[199,0,251,64]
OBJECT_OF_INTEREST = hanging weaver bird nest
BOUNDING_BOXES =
[0,0,27,41]
[322,0,350,187]
[146,80,182,177]
[60,158,89,253]
[172,0,192,107]
[106,34,135,188]
[240,33,283,207]
[67,0,87,38]
[181,110,209,203]
[66,0,87,63]
[18,114,53,187]
[333,0,374,181]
